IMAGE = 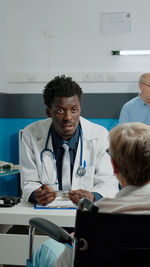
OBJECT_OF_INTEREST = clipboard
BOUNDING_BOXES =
[34,198,77,210]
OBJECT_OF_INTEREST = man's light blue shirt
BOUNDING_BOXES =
[119,94,150,125]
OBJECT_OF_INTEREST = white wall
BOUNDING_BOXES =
[1,0,150,93]
[0,1,6,92]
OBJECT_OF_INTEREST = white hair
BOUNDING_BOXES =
[139,73,150,83]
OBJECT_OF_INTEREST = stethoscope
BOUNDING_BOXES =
[40,125,86,177]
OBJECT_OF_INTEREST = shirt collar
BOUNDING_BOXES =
[138,93,148,106]
[51,124,80,150]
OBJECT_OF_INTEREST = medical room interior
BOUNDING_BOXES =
[0,0,150,266]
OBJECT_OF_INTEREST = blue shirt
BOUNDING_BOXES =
[119,94,150,125]
[29,123,102,202]
[51,124,79,190]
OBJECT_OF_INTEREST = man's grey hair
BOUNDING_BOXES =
[139,73,150,83]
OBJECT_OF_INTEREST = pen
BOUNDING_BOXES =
[37,182,70,196]
[37,181,48,190]
[41,184,52,190]
[37,182,60,193]
[69,192,80,199]
[41,184,46,190]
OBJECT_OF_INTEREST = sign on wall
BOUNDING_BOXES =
[100,12,131,35]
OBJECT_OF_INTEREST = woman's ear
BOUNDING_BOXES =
[111,158,127,188]
[46,108,51,117]
[111,158,118,175]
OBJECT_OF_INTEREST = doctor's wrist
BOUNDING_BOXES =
[28,191,37,203]
[92,192,103,202]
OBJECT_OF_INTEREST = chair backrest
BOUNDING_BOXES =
[73,208,150,267]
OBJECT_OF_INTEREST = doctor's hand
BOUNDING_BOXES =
[34,184,58,205]
[68,189,94,205]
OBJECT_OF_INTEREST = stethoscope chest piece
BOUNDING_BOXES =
[42,124,86,178]
[76,166,86,176]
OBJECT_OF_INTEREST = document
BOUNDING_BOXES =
[34,196,77,209]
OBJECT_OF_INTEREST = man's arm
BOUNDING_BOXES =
[119,105,130,124]
[20,130,41,202]
[29,185,57,204]
[20,130,58,204]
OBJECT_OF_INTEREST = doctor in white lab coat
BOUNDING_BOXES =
[20,75,118,205]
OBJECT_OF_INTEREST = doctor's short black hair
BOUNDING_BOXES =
[43,75,83,108]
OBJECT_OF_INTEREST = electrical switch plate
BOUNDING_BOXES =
[26,73,37,82]
[94,73,105,82]
[105,72,116,81]
[43,28,55,38]
[81,73,93,82]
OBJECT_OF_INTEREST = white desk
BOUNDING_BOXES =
[0,201,76,265]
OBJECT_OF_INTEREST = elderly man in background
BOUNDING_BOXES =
[119,73,150,125]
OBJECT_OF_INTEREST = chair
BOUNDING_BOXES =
[26,198,150,267]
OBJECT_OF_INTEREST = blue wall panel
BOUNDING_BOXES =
[88,118,118,131]
[0,118,118,164]
[0,172,19,196]
[0,118,38,163]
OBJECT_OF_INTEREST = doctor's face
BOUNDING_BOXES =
[48,95,81,140]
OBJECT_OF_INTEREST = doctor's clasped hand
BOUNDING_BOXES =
[34,186,94,205]
[69,189,94,205]
[34,184,58,205]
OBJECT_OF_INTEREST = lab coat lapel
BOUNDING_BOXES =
[36,118,52,152]
[36,119,57,185]
[72,135,82,188]
[71,117,92,189]
[41,134,57,185]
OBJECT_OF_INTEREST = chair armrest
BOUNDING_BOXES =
[29,217,72,245]
[78,198,98,213]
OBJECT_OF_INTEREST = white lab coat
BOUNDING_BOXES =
[20,116,118,202]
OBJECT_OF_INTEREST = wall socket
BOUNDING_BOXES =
[7,71,141,83]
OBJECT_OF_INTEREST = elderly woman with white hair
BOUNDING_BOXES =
[35,122,150,267]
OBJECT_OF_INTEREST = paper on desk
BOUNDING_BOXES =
[35,196,77,209]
